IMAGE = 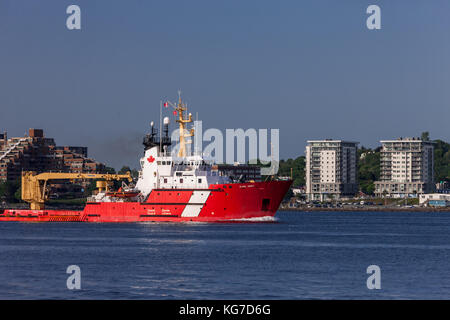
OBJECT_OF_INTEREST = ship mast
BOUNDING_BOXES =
[175,92,194,158]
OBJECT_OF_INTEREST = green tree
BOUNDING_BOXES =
[118,166,139,180]
[421,131,430,141]
[14,188,22,202]
[131,169,139,179]
[85,180,99,195]
[104,167,116,174]
[118,166,131,175]
[277,156,306,187]
[433,139,450,183]
[0,179,21,202]
[358,147,380,195]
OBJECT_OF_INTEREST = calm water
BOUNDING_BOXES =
[1,211,450,299]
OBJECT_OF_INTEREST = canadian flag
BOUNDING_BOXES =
[173,111,177,116]
[147,155,155,163]
[163,102,168,108]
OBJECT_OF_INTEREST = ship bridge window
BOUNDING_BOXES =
[176,172,182,176]
[162,161,166,165]
[198,178,202,183]
[157,161,161,165]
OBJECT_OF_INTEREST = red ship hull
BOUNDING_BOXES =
[0,181,291,223]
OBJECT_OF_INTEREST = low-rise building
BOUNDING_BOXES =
[419,193,450,207]
[292,186,306,196]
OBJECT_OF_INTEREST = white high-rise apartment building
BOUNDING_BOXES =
[305,140,358,201]
[374,138,434,197]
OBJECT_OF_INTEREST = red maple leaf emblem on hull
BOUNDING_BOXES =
[147,156,155,163]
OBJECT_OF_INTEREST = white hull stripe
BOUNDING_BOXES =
[181,191,211,217]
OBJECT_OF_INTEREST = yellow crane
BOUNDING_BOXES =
[21,171,133,210]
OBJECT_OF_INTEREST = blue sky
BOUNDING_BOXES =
[1,0,449,169]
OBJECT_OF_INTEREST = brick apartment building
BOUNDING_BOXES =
[0,129,105,182]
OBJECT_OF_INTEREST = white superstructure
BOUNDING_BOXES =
[133,96,231,198]
[135,145,230,198]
